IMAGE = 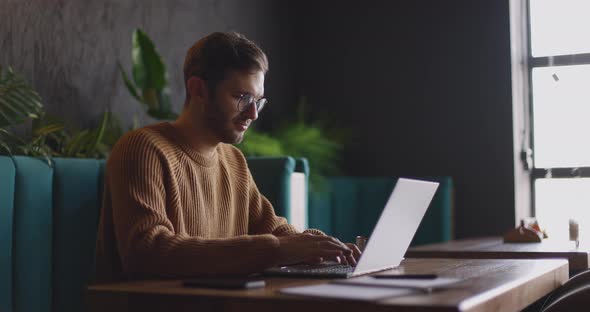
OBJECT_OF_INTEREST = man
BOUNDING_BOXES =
[95,32,360,282]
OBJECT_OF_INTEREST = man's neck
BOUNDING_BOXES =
[171,112,219,157]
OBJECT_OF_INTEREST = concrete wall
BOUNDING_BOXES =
[0,0,295,130]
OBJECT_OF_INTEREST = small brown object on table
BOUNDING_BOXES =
[86,258,567,312]
[503,220,543,243]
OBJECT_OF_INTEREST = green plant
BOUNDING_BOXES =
[118,28,177,120]
[0,65,44,128]
[277,123,342,180]
[0,65,53,162]
[45,112,111,159]
[1,111,116,165]
[237,97,345,190]
[0,65,123,164]
[237,129,284,157]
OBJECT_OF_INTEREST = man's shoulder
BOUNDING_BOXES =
[118,122,173,146]
[218,144,250,170]
[111,123,178,159]
[219,143,245,157]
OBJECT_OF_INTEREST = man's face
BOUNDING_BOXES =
[203,70,265,144]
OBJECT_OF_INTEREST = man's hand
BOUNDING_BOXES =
[317,242,362,266]
[277,234,355,266]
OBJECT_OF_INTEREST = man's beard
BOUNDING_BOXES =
[204,97,246,144]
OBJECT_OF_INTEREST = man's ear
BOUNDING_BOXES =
[187,76,208,100]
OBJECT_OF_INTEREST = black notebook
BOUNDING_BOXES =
[183,277,265,289]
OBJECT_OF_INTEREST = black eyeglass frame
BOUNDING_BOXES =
[236,93,267,113]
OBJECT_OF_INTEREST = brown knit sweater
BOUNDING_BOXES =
[95,122,320,282]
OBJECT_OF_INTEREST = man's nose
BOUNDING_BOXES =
[243,102,258,121]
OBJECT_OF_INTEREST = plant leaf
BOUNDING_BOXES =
[0,128,14,155]
[64,130,88,157]
[33,123,65,136]
[132,114,140,130]
[0,66,43,128]
[0,98,24,125]
[132,28,167,90]
[142,88,159,111]
[85,112,109,157]
[148,87,177,120]
[0,140,12,155]
[117,62,141,102]
[101,111,124,147]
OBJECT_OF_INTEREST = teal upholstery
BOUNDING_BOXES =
[52,158,102,312]
[308,190,333,235]
[309,176,453,245]
[0,157,15,312]
[247,156,297,221]
[12,156,54,312]
[415,177,453,245]
[0,155,305,312]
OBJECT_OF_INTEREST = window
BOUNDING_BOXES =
[527,0,590,240]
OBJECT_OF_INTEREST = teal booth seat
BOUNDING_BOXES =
[0,157,16,312]
[0,155,306,312]
[52,158,103,312]
[308,176,454,245]
[246,157,309,223]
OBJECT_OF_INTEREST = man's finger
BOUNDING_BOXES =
[336,238,353,254]
[318,250,345,259]
[326,236,352,253]
[321,241,352,253]
[346,253,356,266]
[346,243,362,261]
[310,236,352,254]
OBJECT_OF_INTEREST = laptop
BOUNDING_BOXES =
[264,178,439,278]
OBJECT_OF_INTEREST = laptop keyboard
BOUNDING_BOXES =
[279,263,354,275]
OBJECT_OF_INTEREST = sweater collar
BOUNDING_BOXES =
[162,122,219,167]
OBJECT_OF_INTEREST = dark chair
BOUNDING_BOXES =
[542,269,590,311]
[542,284,590,311]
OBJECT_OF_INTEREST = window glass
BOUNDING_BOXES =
[530,0,590,57]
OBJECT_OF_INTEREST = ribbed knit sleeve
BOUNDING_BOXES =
[105,130,282,278]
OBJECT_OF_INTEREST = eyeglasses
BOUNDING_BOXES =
[237,93,267,113]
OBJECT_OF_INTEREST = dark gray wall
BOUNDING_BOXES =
[1,0,517,238]
[0,0,295,130]
[290,0,515,238]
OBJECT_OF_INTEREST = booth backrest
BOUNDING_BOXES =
[0,156,16,312]
[0,155,304,312]
[246,157,309,223]
[308,176,454,245]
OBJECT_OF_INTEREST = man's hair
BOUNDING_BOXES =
[183,32,269,102]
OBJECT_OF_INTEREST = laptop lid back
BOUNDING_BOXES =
[353,178,439,275]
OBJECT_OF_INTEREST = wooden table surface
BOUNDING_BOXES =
[406,236,590,276]
[86,258,568,312]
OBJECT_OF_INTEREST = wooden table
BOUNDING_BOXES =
[406,236,590,276]
[86,258,567,312]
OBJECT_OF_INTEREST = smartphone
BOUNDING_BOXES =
[182,277,266,289]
